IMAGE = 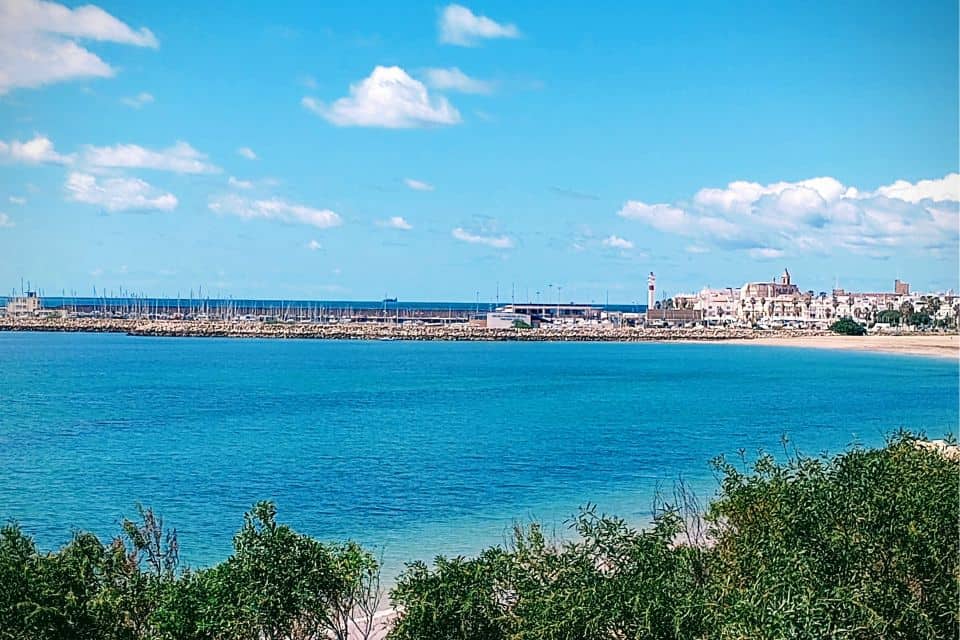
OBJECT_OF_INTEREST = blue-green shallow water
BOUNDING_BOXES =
[1,332,957,579]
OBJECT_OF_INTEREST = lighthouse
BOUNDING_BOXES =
[647,272,656,311]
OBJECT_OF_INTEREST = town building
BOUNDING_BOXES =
[5,291,42,316]
[655,270,957,329]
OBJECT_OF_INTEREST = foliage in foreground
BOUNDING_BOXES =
[0,502,380,640]
[1,433,956,639]
[390,433,959,640]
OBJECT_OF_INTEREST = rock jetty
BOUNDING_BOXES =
[0,317,826,342]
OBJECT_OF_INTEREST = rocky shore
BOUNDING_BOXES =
[0,317,824,342]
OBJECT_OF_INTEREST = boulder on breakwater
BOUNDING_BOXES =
[0,317,826,342]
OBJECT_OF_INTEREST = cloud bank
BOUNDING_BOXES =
[618,173,959,259]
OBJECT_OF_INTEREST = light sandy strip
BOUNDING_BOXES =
[722,334,958,360]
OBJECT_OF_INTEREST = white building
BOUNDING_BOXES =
[664,269,958,329]
[485,312,532,328]
[5,292,42,316]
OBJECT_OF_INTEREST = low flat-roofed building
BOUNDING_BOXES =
[645,308,703,324]
[497,303,600,322]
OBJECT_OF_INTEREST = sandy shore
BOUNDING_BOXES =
[727,334,959,360]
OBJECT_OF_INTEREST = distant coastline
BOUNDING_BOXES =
[1,317,956,359]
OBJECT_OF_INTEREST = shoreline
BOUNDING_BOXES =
[0,318,808,341]
[721,334,958,360]
[1,318,956,358]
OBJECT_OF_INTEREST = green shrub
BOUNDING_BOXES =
[706,434,958,638]
[829,317,867,335]
[389,433,959,640]
[877,309,902,325]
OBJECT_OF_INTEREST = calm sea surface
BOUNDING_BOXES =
[1,332,957,579]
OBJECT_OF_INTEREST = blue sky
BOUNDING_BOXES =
[1,0,958,302]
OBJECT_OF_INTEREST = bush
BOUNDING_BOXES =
[829,317,867,335]
[390,433,959,639]
[706,435,958,638]
[876,309,902,325]
[0,503,381,640]
[907,312,933,327]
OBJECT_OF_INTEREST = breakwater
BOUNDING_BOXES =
[0,317,825,341]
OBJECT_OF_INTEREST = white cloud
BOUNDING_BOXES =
[602,235,633,250]
[0,0,157,95]
[66,172,177,212]
[694,177,855,216]
[121,91,154,108]
[748,247,785,260]
[452,227,513,249]
[303,65,460,128]
[872,173,959,203]
[404,178,434,191]
[209,194,342,229]
[0,134,73,164]
[83,141,219,174]
[618,172,960,260]
[306,239,322,250]
[380,216,412,230]
[228,176,253,190]
[618,201,693,233]
[9,196,27,205]
[439,4,519,46]
[422,67,493,94]
[237,146,257,160]
[0,213,13,228]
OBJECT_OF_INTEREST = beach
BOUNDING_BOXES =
[729,334,959,359]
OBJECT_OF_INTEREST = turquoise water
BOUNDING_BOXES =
[1,332,957,579]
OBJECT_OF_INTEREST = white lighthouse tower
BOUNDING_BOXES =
[647,272,656,311]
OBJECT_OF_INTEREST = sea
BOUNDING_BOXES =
[1,331,957,580]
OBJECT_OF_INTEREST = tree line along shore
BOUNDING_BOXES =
[1,434,957,639]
